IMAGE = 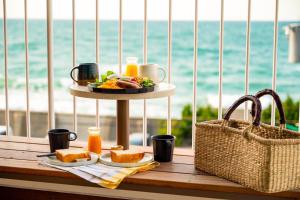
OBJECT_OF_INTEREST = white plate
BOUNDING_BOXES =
[46,153,98,167]
[99,153,153,168]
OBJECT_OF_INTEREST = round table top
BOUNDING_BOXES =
[69,83,175,100]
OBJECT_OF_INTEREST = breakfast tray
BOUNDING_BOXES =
[195,92,300,193]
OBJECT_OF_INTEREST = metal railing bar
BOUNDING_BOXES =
[72,0,77,132]
[46,0,55,129]
[95,0,100,128]
[167,0,172,135]
[142,0,148,146]
[24,0,31,137]
[271,0,279,126]
[218,0,224,120]
[2,0,9,136]
[118,0,123,74]
[192,0,198,150]
[244,0,251,121]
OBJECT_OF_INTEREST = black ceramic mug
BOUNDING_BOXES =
[48,129,77,152]
[152,135,175,162]
[70,63,99,86]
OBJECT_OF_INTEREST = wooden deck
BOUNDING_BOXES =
[0,136,299,200]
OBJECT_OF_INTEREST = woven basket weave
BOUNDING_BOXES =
[195,93,300,193]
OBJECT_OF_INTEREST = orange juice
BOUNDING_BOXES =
[126,64,138,77]
[87,127,102,154]
[125,57,138,77]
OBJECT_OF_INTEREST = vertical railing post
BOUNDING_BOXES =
[167,0,172,135]
[244,0,251,121]
[218,0,224,120]
[271,0,279,126]
[2,0,9,136]
[24,0,31,137]
[95,0,100,127]
[3,0,9,135]
[192,0,198,150]
[118,0,123,74]
[72,0,77,132]
[142,0,148,146]
[47,0,55,129]
[298,101,300,132]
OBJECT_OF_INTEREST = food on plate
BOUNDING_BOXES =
[110,145,124,150]
[55,149,91,163]
[140,77,154,87]
[93,70,155,90]
[99,79,121,89]
[116,80,141,89]
[101,70,115,82]
[110,149,144,163]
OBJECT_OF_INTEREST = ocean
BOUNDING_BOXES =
[0,20,299,118]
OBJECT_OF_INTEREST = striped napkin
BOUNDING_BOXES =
[41,161,159,189]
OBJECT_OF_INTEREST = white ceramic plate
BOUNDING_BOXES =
[99,153,153,168]
[46,153,98,167]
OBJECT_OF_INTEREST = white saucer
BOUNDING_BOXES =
[99,153,153,168]
[46,153,98,167]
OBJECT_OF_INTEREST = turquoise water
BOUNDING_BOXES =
[0,20,299,117]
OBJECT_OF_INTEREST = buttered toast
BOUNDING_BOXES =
[56,149,91,163]
[110,149,144,163]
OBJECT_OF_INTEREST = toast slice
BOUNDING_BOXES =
[110,149,144,163]
[56,149,91,163]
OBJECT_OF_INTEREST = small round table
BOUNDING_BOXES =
[70,83,175,149]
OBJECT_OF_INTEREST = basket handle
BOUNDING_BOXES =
[250,89,286,125]
[223,95,262,126]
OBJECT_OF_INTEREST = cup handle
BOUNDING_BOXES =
[68,132,77,141]
[70,66,79,83]
[158,67,166,83]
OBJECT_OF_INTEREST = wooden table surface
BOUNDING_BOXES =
[70,82,176,100]
[0,136,299,199]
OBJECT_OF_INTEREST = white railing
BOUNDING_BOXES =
[143,0,148,146]
[72,0,77,132]
[1,0,299,146]
[47,0,55,130]
[2,0,9,135]
[191,0,198,150]
[271,0,279,126]
[244,0,251,121]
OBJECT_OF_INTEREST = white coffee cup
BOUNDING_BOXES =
[139,64,166,84]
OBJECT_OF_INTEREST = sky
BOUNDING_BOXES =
[0,0,300,21]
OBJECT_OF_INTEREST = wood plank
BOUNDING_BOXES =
[0,136,194,156]
[0,141,194,165]
[0,157,299,198]
[0,186,123,200]
[0,149,201,175]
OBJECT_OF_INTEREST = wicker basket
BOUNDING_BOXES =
[195,93,300,193]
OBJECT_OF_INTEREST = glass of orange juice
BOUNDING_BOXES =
[125,57,138,77]
[87,127,102,154]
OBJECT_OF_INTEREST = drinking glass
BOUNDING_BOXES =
[88,127,102,154]
[125,57,138,77]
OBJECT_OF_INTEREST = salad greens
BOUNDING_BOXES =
[141,78,154,87]
[101,70,115,82]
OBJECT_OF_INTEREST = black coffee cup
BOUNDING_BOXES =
[152,135,175,162]
[48,129,77,152]
[70,63,99,86]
